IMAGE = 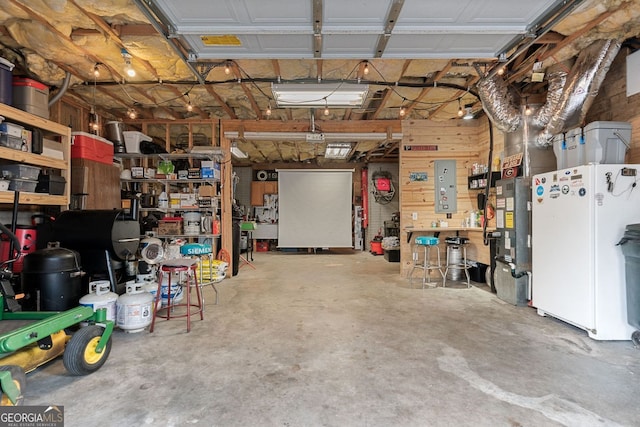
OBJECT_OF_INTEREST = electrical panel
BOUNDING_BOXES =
[434,160,457,214]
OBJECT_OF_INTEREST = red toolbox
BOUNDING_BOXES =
[71,132,114,165]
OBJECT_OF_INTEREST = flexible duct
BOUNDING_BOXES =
[48,71,71,107]
[536,39,621,146]
[476,74,522,133]
[531,71,566,129]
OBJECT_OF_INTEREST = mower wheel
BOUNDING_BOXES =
[63,325,112,376]
[0,365,25,406]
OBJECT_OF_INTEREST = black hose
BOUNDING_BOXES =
[483,118,494,246]
[495,256,529,279]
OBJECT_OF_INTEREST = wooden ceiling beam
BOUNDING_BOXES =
[403,60,454,116]
[205,86,237,119]
[6,0,127,81]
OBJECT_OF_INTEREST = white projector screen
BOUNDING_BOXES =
[277,169,353,248]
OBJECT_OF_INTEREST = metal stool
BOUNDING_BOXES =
[150,260,203,333]
[443,236,471,288]
[409,236,444,288]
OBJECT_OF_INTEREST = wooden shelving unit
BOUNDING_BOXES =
[0,103,70,208]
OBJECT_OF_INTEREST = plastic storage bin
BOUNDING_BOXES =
[583,121,631,165]
[0,133,25,151]
[35,173,66,195]
[122,131,152,154]
[71,132,114,165]
[0,164,40,180]
[8,178,37,192]
[12,77,49,119]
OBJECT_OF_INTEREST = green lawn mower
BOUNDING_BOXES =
[0,222,114,406]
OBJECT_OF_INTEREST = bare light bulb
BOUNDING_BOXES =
[224,63,231,75]
[458,106,464,117]
[363,62,369,75]
[399,105,406,117]
[128,109,137,119]
[187,101,193,112]
[324,106,330,116]
[497,66,505,76]
[93,64,100,78]
[265,103,272,116]
[125,59,135,77]
[525,104,532,116]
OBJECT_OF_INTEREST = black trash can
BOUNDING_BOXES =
[618,223,640,345]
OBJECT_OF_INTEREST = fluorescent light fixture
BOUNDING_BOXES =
[272,83,369,108]
[224,131,403,141]
[324,143,352,159]
[230,141,248,159]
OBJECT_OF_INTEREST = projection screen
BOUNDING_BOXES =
[277,169,353,248]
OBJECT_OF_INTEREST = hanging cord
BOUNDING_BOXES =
[483,118,494,246]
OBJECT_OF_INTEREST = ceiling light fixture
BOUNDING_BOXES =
[271,83,369,108]
[363,61,370,76]
[92,63,100,78]
[265,102,272,117]
[399,98,406,118]
[230,141,248,159]
[121,49,135,78]
[323,98,330,116]
[224,61,231,75]
[457,99,464,117]
[128,108,137,119]
[324,142,352,159]
[224,131,403,142]
[524,98,532,116]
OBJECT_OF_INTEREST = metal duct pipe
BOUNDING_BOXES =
[48,71,71,107]
[476,73,522,133]
[536,39,621,147]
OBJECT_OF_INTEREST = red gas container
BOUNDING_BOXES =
[0,225,37,273]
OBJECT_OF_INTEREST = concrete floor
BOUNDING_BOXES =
[23,250,640,427]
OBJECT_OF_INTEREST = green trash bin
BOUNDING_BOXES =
[618,224,640,346]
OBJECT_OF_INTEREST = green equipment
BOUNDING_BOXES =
[0,221,114,405]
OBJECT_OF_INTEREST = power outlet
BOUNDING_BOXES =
[412,212,418,220]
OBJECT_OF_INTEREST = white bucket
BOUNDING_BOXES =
[183,211,201,235]
[160,272,184,306]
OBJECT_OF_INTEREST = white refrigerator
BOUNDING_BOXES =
[532,164,640,340]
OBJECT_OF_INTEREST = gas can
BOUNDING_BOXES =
[116,281,153,333]
[79,280,117,324]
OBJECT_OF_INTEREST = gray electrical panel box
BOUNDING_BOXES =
[434,160,457,214]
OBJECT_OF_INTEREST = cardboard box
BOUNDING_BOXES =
[198,185,216,197]
[158,218,182,235]
[180,193,198,208]
[131,167,144,178]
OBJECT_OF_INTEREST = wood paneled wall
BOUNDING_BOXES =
[399,119,504,276]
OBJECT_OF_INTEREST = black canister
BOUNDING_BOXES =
[21,245,83,311]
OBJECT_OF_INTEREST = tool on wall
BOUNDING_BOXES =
[371,170,395,204]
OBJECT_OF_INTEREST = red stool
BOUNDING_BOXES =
[150,262,203,333]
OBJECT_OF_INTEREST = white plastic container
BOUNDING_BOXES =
[79,280,118,324]
[122,131,152,154]
[116,281,153,333]
[583,121,631,165]
[183,211,201,235]
[559,127,583,169]
[140,281,162,312]
[160,271,184,306]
